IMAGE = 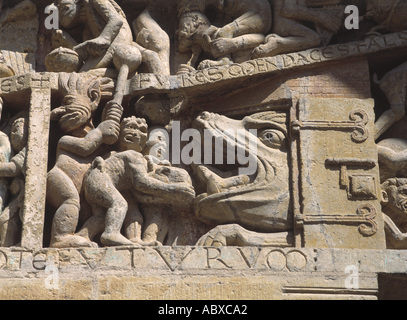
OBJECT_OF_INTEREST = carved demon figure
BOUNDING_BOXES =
[47,73,118,248]
[381,178,407,249]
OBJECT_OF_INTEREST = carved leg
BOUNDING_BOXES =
[47,168,93,248]
[0,183,24,247]
[84,169,133,246]
[123,194,144,244]
[110,43,142,106]
[252,19,321,58]
[133,9,170,76]
[75,204,105,246]
[141,204,167,246]
[101,190,133,246]
[377,139,407,169]
[0,205,20,247]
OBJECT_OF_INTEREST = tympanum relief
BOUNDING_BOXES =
[0,0,407,253]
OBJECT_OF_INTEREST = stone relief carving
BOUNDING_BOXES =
[76,116,195,247]
[0,0,38,76]
[375,61,407,249]
[253,0,343,58]
[45,0,170,109]
[176,0,271,72]
[1,0,407,255]
[192,111,292,247]
[0,98,28,247]
[46,72,118,248]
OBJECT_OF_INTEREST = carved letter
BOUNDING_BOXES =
[344,5,359,30]
[44,4,59,30]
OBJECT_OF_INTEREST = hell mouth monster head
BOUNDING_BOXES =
[192,111,292,233]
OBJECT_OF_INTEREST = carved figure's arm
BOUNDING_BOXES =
[57,120,119,156]
[0,147,26,178]
[129,158,194,197]
[89,0,124,44]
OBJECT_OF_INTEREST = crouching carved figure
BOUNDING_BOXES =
[77,117,195,246]
[192,111,293,247]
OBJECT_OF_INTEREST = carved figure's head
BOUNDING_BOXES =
[52,73,112,135]
[118,116,148,153]
[55,0,82,28]
[381,178,407,215]
[177,12,210,52]
[192,111,291,233]
[11,117,28,153]
[144,127,169,161]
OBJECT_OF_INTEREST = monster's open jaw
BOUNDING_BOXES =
[193,112,258,196]
[194,164,251,196]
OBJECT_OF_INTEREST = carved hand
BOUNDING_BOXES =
[210,38,238,57]
[164,183,196,207]
[97,120,120,145]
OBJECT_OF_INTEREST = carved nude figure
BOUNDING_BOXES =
[47,73,120,248]
[50,0,169,109]
[77,117,195,246]
[0,98,11,246]
[0,116,28,247]
[178,0,272,38]
[176,0,271,72]
[132,8,171,76]
[252,0,343,58]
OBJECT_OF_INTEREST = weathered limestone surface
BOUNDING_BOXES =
[0,247,406,300]
[1,0,407,300]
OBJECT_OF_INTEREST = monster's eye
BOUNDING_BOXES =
[259,129,285,149]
